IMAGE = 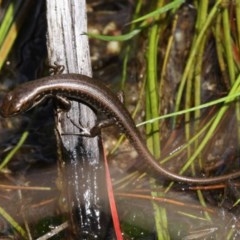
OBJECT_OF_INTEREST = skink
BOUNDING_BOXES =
[0,73,239,184]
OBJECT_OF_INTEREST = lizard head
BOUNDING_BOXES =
[0,86,42,117]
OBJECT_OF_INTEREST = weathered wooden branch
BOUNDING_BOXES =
[46,1,112,238]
